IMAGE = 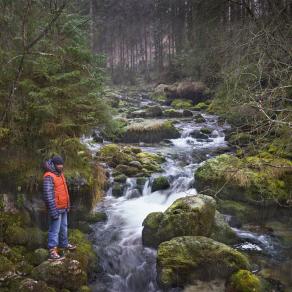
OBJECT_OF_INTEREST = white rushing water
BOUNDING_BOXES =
[87,112,231,292]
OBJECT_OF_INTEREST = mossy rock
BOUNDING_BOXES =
[142,194,216,248]
[2,244,26,264]
[68,229,98,273]
[210,211,238,245]
[192,102,209,111]
[194,114,206,123]
[163,109,183,118]
[25,227,47,250]
[217,200,258,224]
[78,285,92,292]
[200,127,212,135]
[151,176,170,192]
[121,120,180,143]
[28,248,49,266]
[32,259,87,290]
[5,225,29,246]
[146,105,163,117]
[227,270,263,292]
[115,164,140,176]
[157,236,250,288]
[0,255,15,282]
[136,177,148,191]
[171,99,193,109]
[4,225,46,250]
[86,212,107,223]
[98,144,131,167]
[127,109,147,118]
[182,109,193,117]
[18,278,55,292]
[112,182,124,197]
[195,153,292,207]
[5,276,55,292]
[141,212,164,247]
[113,174,127,183]
[98,144,164,177]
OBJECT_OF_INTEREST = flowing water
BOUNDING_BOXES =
[82,98,291,292]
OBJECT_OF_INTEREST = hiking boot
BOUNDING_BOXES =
[65,243,77,251]
[48,247,65,261]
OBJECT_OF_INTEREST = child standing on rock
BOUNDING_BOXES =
[42,155,76,260]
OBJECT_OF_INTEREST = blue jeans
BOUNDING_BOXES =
[48,210,68,249]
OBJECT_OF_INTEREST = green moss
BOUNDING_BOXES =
[229,132,253,146]
[68,229,98,273]
[217,200,257,224]
[200,127,212,135]
[229,270,262,292]
[0,255,15,279]
[112,182,124,197]
[5,225,29,246]
[157,236,250,288]
[142,195,216,248]
[163,109,183,118]
[195,153,292,206]
[86,212,107,223]
[192,102,209,111]
[98,144,165,177]
[210,211,238,245]
[78,286,92,292]
[151,176,170,192]
[171,99,193,109]
[151,94,167,102]
[27,248,49,266]
[194,114,206,123]
[32,258,87,290]
[25,227,47,250]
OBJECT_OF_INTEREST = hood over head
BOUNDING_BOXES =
[43,159,61,175]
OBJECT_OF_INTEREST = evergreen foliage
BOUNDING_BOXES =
[0,1,112,191]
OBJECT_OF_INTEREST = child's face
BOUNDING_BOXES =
[55,164,64,172]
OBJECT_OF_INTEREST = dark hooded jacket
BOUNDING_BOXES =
[43,159,68,219]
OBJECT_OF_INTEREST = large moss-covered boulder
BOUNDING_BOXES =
[157,236,250,288]
[32,259,86,290]
[151,176,170,192]
[142,195,216,248]
[121,120,180,143]
[195,153,292,207]
[227,270,263,292]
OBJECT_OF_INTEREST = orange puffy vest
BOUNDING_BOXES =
[43,172,70,209]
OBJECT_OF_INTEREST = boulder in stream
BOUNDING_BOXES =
[157,236,250,288]
[142,194,216,248]
[121,120,180,143]
[151,176,170,192]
